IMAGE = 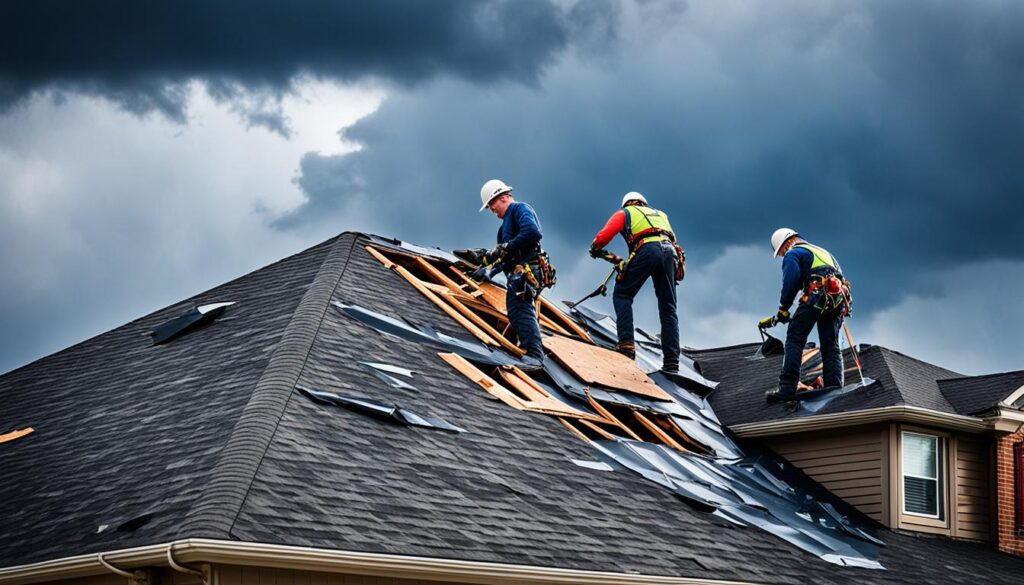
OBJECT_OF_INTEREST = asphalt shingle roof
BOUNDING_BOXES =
[693,339,972,428]
[939,370,1024,416]
[2,232,1023,584]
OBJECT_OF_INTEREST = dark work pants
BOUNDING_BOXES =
[506,267,544,359]
[612,241,680,368]
[779,299,844,393]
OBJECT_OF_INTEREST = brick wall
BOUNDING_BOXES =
[996,428,1024,555]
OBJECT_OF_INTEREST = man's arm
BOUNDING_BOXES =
[591,210,626,250]
[778,248,807,310]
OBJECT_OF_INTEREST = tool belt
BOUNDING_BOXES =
[514,248,556,290]
[800,273,852,316]
[625,227,673,250]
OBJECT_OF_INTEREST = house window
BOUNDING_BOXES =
[902,431,944,518]
[1015,442,1024,534]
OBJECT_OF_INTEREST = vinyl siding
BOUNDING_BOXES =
[954,435,991,541]
[766,425,886,522]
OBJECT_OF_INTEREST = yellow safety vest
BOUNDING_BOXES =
[794,242,841,274]
[623,205,675,250]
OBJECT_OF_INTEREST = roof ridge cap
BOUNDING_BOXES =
[939,369,1024,384]
[177,233,359,539]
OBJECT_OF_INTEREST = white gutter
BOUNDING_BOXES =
[730,405,991,438]
[0,538,754,585]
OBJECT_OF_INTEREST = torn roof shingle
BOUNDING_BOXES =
[939,370,1024,416]
[1,232,1023,584]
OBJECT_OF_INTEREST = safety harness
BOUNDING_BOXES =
[618,205,686,282]
[794,242,852,316]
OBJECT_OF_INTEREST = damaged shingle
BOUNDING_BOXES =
[297,387,465,433]
[150,302,235,345]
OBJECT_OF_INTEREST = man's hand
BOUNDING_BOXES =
[588,245,604,259]
[483,243,507,265]
[470,266,489,281]
[775,307,791,324]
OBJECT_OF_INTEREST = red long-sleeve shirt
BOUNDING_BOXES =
[591,210,626,249]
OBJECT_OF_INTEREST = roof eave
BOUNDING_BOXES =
[0,538,755,585]
[986,407,1024,434]
[729,405,991,438]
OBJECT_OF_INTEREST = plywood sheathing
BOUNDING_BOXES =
[542,335,673,401]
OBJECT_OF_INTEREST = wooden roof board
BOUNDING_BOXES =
[542,335,673,401]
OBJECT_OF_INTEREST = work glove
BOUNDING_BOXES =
[588,245,604,259]
[470,266,489,282]
[483,243,507,265]
[775,307,791,324]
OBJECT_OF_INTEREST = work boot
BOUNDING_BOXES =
[765,387,797,403]
[519,355,544,373]
[614,342,636,360]
[661,364,679,375]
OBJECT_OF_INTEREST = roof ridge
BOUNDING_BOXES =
[178,232,359,539]
[873,346,909,406]
[938,369,1024,384]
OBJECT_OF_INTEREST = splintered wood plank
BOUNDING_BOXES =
[542,335,673,401]
[559,418,591,442]
[438,353,527,410]
[539,296,594,343]
[498,368,606,421]
[366,246,525,357]
[634,411,688,452]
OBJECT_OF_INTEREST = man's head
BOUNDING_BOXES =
[486,192,514,218]
[621,191,648,208]
[770,227,801,257]
[479,179,513,216]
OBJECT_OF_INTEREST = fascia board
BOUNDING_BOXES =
[0,539,755,585]
[730,405,990,438]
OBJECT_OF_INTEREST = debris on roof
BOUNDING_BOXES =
[353,244,886,568]
[150,301,235,345]
[298,387,465,433]
[0,427,34,444]
[358,361,418,391]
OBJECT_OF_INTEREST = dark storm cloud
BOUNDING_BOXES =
[0,0,582,125]
[276,1,1024,313]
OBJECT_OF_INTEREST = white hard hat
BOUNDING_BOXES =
[621,192,647,207]
[479,179,512,212]
[771,227,799,257]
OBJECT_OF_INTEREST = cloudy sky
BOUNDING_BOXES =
[2,0,1022,376]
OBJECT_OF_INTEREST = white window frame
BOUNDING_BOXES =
[901,431,944,519]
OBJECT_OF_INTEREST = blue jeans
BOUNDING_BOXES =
[506,267,544,359]
[779,298,844,393]
[612,241,680,368]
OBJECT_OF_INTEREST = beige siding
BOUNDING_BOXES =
[954,435,991,541]
[215,565,463,585]
[766,425,886,522]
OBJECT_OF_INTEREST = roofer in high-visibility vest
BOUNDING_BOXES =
[761,228,852,401]
[590,192,685,373]
[473,179,552,372]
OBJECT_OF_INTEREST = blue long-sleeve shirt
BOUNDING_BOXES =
[779,245,814,309]
[496,202,542,271]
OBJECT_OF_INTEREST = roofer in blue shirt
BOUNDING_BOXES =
[761,228,852,401]
[471,179,555,372]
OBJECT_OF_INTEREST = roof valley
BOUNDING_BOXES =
[177,233,359,539]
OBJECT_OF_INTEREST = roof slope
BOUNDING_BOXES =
[2,233,1023,584]
[694,341,967,427]
[940,370,1024,415]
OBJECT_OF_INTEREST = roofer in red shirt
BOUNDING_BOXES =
[589,192,685,373]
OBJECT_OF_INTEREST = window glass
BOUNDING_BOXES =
[902,432,942,518]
